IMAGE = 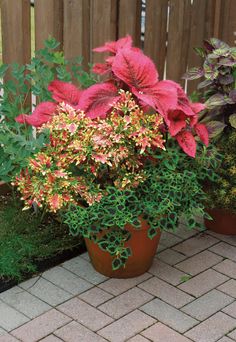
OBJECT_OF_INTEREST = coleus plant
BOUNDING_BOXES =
[183,38,236,137]
[16,36,208,157]
[14,93,219,270]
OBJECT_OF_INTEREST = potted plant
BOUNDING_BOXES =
[14,36,218,277]
[184,38,236,234]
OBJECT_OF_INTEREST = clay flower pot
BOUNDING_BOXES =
[205,208,236,235]
[85,218,161,278]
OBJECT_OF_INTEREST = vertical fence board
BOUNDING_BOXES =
[35,0,63,50]
[219,0,236,45]
[91,0,117,63]
[1,0,31,65]
[144,0,168,80]
[63,0,90,68]
[166,0,191,85]
[187,0,216,94]
[118,0,142,47]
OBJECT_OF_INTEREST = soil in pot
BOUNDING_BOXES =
[85,218,161,278]
[205,208,236,235]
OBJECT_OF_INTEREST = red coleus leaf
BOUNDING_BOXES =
[77,82,120,119]
[176,130,197,158]
[15,102,57,127]
[93,35,133,53]
[175,85,196,117]
[167,110,187,136]
[112,48,159,91]
[194,123,209,146]
[92,63,110,75]
[190,102,205,114]
[48,80,82,106]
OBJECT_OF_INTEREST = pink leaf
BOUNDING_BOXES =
[176,130,197,158]
[15,102,57,127]
[92,63,110,75]
[77,82,120,119]
[167,110,187,136]
[93,35,133,53]
[194,123,209,146]
[132,80,178,119]
[48,80,82,106]
[112,48,159,91]
[190,102,205,114]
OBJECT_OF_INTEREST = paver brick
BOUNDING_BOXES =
[140,298,198,333]
[185,312,236,342]
[160,232,182,247]
[62,256,107,284]
[127,335,150,341]
[207,230,236,247]
[157,248,186,265]
[0,334,19,342]
[98,287,153,319]
[80,252,91,261]
[181,289,234,320]
[138,276,194,308]
[40,335,63,341]
[156,243,167,253]
[98,309,155,342]
[149,258,187,285]
[217,337,235,342]
[98,272,151,296]
[78,287,113,307]
[11,309,71,342]
[141,322,192,342]
[171,224,198,239]
[178,269,229,297]
[228,329,236,340]
[55,321,106,342]
[175,250,223,276]
[213,259,236,279]
[19,277,72,306]
[223,302,236,318]
[57,297,113,331]
[218,280,236,298]
[0,328,6,336]
[0,286,51,319]
[173,234,218,256]
[0,300,29,331]
[210,242,236,262]
[42,266,94,295]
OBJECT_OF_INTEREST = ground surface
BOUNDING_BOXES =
[0,227,236,342]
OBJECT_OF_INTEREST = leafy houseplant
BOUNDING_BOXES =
[0,37,96,183]
[184,38,236,234]
[14,36,218,277]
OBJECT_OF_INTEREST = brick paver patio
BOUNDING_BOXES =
[0,228,236,341]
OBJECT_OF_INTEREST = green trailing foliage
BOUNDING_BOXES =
[206,129,236,213]
[64,141,221,270]
[0,37,97,182]
[0,194,82,281]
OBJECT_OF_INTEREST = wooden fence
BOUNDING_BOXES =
[1,0,236,92]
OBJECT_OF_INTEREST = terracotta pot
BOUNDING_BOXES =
[205,208,236,235]
[85,217,161,278]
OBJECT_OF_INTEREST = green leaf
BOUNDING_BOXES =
[183,67,204,80]
[112,258,122,271]
[206,121,226,138]
[229,114,236,128]
[193,47,205,58]
[0,64,9,77]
